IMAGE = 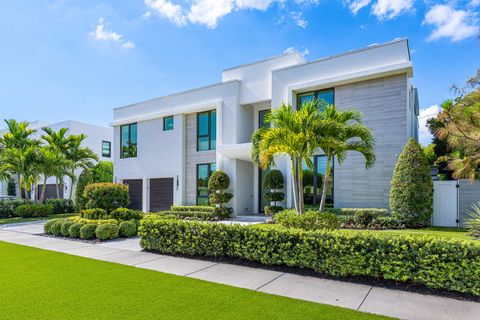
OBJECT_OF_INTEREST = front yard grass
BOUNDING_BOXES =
[0,213,76,225]
[0,241,390,320]
[339,227,471,240]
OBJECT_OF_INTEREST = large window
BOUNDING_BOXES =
[302,155,334,207]
[197,163,216,205]
[297,88,334,112]
[163,116,174,131]
[197,110,216,151]
[258,109,271,129]
[120,123,137,159]
[102,141,111,158]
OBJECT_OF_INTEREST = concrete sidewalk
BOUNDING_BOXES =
[1,221,479,320]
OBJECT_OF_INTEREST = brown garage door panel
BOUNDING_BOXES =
[123,179,143,211]
[37,184,64,200]
[150,178,173,212]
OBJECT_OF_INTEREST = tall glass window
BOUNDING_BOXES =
[197,163,216,205]
[163,116,174,131]
[302,155,334,207]
[102,141,111,158]
[258,109,271,129]
[297,88,334,112]
[120,123,137,158]
[197,110,216,151]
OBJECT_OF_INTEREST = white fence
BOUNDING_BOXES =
[432,180,480,227]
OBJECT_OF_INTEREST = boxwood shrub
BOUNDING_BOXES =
[139,219,480,296]
[15,204,52,218]
[79,208,107,220]
[44,218,65,234]
[119,221,137,237]
[96,223,119,241]
[51,221,64,236]
[84,183,130,212]
[273,210,340,231]
[68,223,83,238]
[109,208,144,221]
[80,224,98,240]
[61,220,75,237]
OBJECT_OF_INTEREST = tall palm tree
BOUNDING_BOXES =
[37,147,69,203]
[316,105,376,211]
[251,102,324,213]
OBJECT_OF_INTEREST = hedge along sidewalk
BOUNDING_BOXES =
[139,219,480,297]
[0,224,480,320]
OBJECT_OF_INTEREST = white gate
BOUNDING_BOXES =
[433,181,458,227]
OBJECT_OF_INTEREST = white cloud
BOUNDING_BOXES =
[424,4,479,42]
[187,0,234,29]
[145,0,186,26]
[90,18,135,49]
[291,11,308,28]
[236,0,276,10]
[284,46,309,56]
[372,0,414,20]
[142,11,152,19]
[418,105,440,146]
[345,0,371,15]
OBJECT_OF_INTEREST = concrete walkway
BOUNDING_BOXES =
[1,221,479,320]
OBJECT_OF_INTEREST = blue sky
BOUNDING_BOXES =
[0,0,478,145]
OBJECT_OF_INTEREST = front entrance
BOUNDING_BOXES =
[149,178,174,212]
[123,179,143,211]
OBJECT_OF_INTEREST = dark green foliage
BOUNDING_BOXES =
[84,183,130,212]
[109,208,144,221]
[325,208,402,229]
[14,204,51,218]
[326,208,388,216]
[7,179,16,196]
[264,206,284,215]
[0,199,27,218]
[95,223,119,241]
[139,219,480,296]
[51,221,64,236]
[164,206,230,220]
[390,139,433,227]
[75,169,94,211]
[264,170,284,189]
[45,199,74,214]
[61,221,75,237]
[208,171,233,208]
[80,208,107,220]
[68,223,83,238]
[44,218,65,234]
[119,221,137,237]
[91,161,113,183]
[264,192,285,202]
[80,224,97,240]
[273,210,340,231]
[170,206,216,212]
[209,192,233,205]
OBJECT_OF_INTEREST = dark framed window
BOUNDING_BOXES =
[258,109,271,129]
[297,88,334,112]
[197,110,216,151]
[197,163,216,205]
[120,123,137,159]
[163,116,174,131]
[302,155,334,207]
[102,141,111,158]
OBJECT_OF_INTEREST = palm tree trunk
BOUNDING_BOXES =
[69,177,74,200]
[298,162,305,214]
[16,173,21,197]
[55,177,60,198]
[319,156,332,212]
[39,175,47,203]
[290,158,299,213]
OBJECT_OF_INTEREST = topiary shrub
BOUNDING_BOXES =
[273,210,340,231]
[208,171,233,211]
[80,208,107,220]
[119,221,137,237]
[68,223,83,238]
[84,183,130,212]
[80,224,98,240]
[51,221,64,236]
[61,220,75,237]
[263,170,285,215]
[95,223,119,241]
[44,218,64,234]
[390,138,433,227]
[15,204,52,218]
[45,199,75,214]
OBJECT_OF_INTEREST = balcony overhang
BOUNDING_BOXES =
[218,143,252,162]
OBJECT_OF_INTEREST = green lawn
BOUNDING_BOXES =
[339,227,472,240]
[0,241,391,320]
[0,213,76,225]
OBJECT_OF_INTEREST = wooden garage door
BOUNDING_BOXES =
[150,178,173,212]
[37,184,64,200]
[123,179,143,210]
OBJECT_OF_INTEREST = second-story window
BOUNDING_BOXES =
[163,116,174,131]
[120,123,137,159]
[297,88,334,112]
[102,141,111,158]
[197,110,216,151]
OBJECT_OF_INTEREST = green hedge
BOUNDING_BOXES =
[273,210,340,231]
[15,204,52,218]
[139,219,480,296]
[162,205,230,220]
[44,199,75,214]
[170,206,216,212]
[0,199,29,218]
[80,207,143,221]
[84,183,130,212]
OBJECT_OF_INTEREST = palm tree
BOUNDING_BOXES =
[251,102,324,213]
[316,105,376,211]
[37,147,69,203]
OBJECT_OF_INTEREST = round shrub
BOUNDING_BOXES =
[84,183,130,212]
[390,138,433,227]
[51,221,64,236]
[264,170,284,189]
[209,192,233,205]
[44,218,64,234]
[109,208,144,221]
[68,223,83,238]
[264,192,285,202]
[15,204,52,218]
[95,223,119,241]
[80,224,98,240]
[61,221,75,237]
[80,208,107,220]
[119,221,137,237]
[208,171,230,190]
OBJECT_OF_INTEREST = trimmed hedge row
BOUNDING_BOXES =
[170,206,216,212]
[159,206,231,221]
[80,208,144,221]
[15,204,52,218]
[139,219,480,296]
[44,218,137,240]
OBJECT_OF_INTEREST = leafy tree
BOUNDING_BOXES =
[75,161,113,210]
[91,161,113,183]
[390,138,433,227]
[422,144,437,166]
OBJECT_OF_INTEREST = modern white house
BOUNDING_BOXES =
[111,38,419,215]
[0,120,113,200]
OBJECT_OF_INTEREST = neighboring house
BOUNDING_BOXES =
[0,120,113,200]
[112,38,419,215]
